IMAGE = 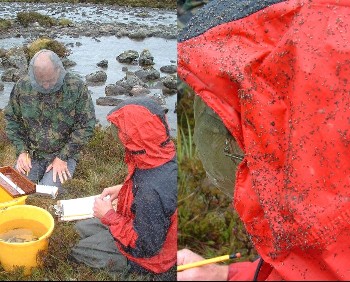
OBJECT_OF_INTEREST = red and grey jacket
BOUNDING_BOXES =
[101,97,177,274]
[178,0,350,280]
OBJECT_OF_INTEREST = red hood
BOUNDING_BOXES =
[107,104,175,173]
[178,0,350,280]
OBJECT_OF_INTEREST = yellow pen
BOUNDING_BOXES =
[26,152,29,176]
[177,252,241,272]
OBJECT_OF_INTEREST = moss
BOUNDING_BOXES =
[16,11,57,27]
[0,18,12,31]
[26,37,70,60]
[58,18,73,27]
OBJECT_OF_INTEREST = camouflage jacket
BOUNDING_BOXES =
[4,72,96,162]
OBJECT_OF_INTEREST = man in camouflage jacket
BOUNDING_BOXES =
[4,49,96,193]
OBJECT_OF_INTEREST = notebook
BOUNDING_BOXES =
[54,194,115,222]
[54,195,98,222]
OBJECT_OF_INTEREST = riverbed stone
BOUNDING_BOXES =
[86,70,107,83]
[97,59,108,68]
[162,74,177,89]
[116,50,139,64]
[138,49,154,66]
[116,71,148,91]
[96,96,124,106]
[135,66,160,83]
[160,65,177,74]
[130,85,150,97]
[62,57,77,68]
[162,87,177,96]
[105,84,129,96]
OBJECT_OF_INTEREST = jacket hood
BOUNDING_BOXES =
[107,97,175,171]
[178,0,350,280]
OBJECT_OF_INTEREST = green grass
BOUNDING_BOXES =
[0,18,11,31]
[177,113,194,164]
[17,11,57,27]
[0,110,156,280]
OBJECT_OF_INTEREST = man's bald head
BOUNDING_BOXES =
[33,50,56,73]
[28,49,67,94]
[33,51,59,90]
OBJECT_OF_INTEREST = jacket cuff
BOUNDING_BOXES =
[101,209,117,226]
[58,146,70,161]
[16,146,29,158]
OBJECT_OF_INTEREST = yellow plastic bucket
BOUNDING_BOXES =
[0,186,27,209]
[0,205,55,275]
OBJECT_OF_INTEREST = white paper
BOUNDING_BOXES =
[57,195,97,221]
[36,185,59,199]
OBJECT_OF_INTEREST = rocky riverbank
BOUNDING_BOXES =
[0,2,177,134]
[0,2,177,40]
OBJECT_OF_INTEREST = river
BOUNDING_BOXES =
[0,2,177,136]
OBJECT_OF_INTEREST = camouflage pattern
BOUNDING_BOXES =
[4,72,96,161]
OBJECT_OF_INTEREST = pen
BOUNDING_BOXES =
[177,252,241,272]
[26,152,29,176]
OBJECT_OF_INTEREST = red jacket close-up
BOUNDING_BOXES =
[178,0,350,280]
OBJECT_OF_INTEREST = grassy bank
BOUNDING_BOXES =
[0,0,176,9]
[0,110,151,281]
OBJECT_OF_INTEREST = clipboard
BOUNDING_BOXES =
[0,166,36,197]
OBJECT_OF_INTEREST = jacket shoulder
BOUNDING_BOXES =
[64,72,86,88]
[14,76,32,90]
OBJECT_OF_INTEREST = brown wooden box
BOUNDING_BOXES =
[0,166,36,197]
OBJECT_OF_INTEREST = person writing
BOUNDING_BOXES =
[178,0,350,280]
[70,97,177,281]
[4,49,96,194]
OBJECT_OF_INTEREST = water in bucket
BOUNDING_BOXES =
[0,219,47,243]
[0,205,55,275]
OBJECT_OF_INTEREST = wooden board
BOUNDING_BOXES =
[0,166,36,197]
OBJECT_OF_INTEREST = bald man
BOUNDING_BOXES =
[4,49,96,194]
[32,52,61,91]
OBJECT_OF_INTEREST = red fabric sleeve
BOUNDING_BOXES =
[227,259,260,281]
[101,209,138,249]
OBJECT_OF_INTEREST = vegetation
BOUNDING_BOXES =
[58,18,73,27]
[177,83,258,263]
[17,11,57,27]
[0,0,176,9]
[26,37,70,60]
[0,18,11,32]
[0,110,154,280]
[0,0,175,280]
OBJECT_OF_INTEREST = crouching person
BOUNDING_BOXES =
[70,97,177,281]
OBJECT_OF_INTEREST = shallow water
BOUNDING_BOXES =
[0,3,177,135]
[0,2,176,26]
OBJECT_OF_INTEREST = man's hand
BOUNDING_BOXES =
[16,152,31,175]
[93,197,114,219]
[177,249,229,281]
[99,184,122,202]
[46,157,71,183]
